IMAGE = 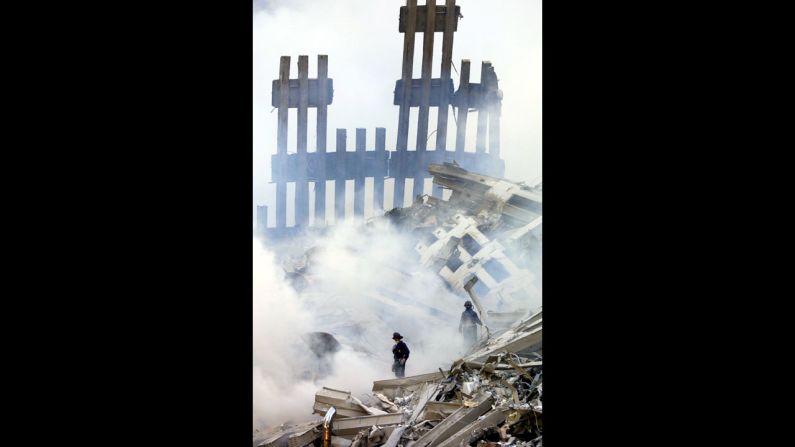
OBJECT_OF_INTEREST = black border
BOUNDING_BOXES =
[7,0,757,444]
[11,2,255,444]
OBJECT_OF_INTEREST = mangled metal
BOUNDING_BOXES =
[383,163,542,329]
[323,407,337,447]
[259,359,542,446]
[411,397,494,447]
[464,309,542,362]
[256,163,541,447]
[265,342,543,447]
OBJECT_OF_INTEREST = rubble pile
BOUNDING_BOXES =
[254,346,542,447]
[255,165,542,447]
[254,307,543,447]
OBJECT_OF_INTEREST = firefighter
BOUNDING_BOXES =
[459,301,483,348]
[391,332,410,378]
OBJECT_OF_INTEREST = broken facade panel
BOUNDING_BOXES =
[464,309,543,362]
[314,387,388,418]
[415,213,538,313]
[332,413,407,436]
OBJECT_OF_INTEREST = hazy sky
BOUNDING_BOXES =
[253,0,541,225]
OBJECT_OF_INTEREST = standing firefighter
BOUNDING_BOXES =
[391,332,409,378]
[459,301,483,348]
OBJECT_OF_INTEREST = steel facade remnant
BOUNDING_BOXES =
[259,0,507,239]
[256,2,541,446]
[332,413,407,436]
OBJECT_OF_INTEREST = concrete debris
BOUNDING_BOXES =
[314,388,389,419]
[434,408,506,447]
[373,393,401,413]
[314,402,370,419]
[351,425,399,447]
[420,401,462,421]
[372,372,447,401]
[410,398,495,447]
[257,165,541,447]
[262,345,542,447]
[254,419,323,447]
[290,427,323,447]
[333,413,407,436]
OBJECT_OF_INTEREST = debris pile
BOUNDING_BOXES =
[255,344,542,447]
[255,165,542,446]
[314,387,390,418]
[255,306,543,447]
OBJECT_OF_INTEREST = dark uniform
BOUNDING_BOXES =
[459,303,483,347]
[391,332,409,378]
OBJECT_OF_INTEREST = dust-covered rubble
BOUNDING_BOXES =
[256,165,542,447]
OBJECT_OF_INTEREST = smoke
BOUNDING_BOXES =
[253,241,315,428]
[253,220,477,429]
[253,0,542,428]
[253,0,313,13]
[299,221,470,369]
[253,0,542,226]
[254,239,386,428]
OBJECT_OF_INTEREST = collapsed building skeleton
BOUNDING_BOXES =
[257,0,506,237]
[255,1,540,445]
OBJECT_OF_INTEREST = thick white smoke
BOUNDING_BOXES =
[253,242,316,428]
[298,221,472,369]
[253,220,478,429]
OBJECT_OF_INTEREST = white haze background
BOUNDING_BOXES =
[254,221,480,428]
[253,0,541,429]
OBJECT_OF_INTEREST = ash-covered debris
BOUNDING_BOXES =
[256,165,542,446]
[255,304,543,447]
[256,345,543,447]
